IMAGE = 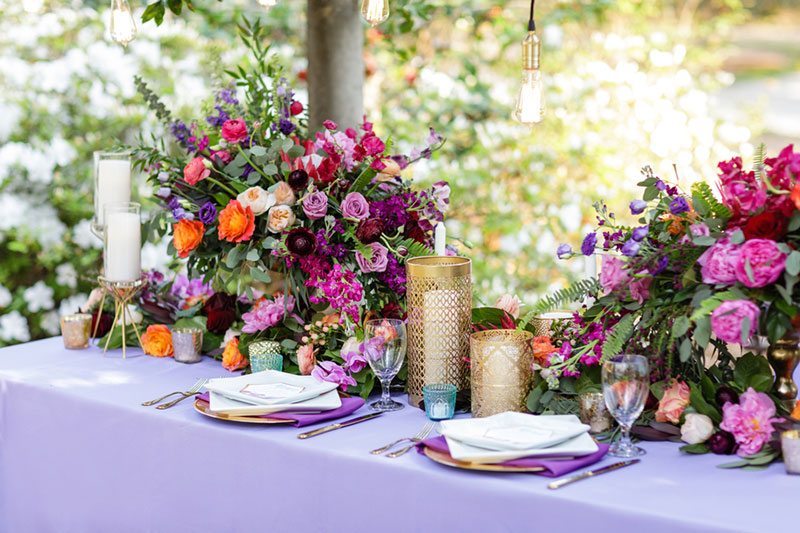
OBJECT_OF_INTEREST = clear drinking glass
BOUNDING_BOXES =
[93,151,132,239]
[364,319,407,412]
[602,354,649,458]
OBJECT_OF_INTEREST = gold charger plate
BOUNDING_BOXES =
[193,398,294,425]
[421,446,545,473]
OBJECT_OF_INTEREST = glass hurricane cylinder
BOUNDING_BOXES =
[406,256,472,407]
[93,151,131,236]
[103,202,141,282]
[470,329,534,417]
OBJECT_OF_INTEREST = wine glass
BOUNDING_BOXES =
[363,319,407,412]
[602,354,649,458]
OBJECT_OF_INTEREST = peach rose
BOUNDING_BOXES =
[297,344,317,375]
[532,335,557,366]
[173,219,205,258]
[267,205,295,233]
[655,379,690,424]
[237,186,275,216]
[141,325,173,357]
[494,294,522,319]
[375,158,401,182]
[222,337,247,372]
[218,200,256,243]
[273,181,296,206]
[183,157,211,186]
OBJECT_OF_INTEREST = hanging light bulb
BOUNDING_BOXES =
[257,0,278,8]
[513,0,545,125]
[360,0,389,27]
[109,0,137,47]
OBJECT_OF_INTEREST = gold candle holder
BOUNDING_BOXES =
[470,329,534,417]
[406,256,472,407]
[782,430,800,475]
[96,275,146,359]
[60,313,93,349]
[530,311,573,337]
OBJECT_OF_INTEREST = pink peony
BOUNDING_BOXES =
[311,361,357,391]
[720,387,781,456]
[221,118,248,143]
[296,344,317,375]
[629,274,652,304]
[697,238,740,285]
[355,242,389,273]
[599,256,630,293]
[710,299,760,344]
[734,239,787,288]
[183,157,210,186]
[241,295,296,333]
[341,192,370,220]
[655,380,690,424]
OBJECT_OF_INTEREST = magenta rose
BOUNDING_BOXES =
[710,299,760,344]
[719,387,781,456]
[599,256,630,293]
[302,191,328,220]
[341,192,370,220]
[697,238,740,285]
[221,118,248,144]
[734,239,787,288]
[355,242,389,273]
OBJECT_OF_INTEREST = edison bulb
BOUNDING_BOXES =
[361,0,389,26]
[257,0,278,8]
[513,69,544,124]
[110,0,137,47]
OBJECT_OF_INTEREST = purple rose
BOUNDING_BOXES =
[341,192,370,220]
[581,233,597,256]
[198,201,217,225]
[556,243,572,259]
[631,226,649,242]
[669,197,690,215]
[734,239,787,288]
[302,191,328,220]
[697,239,740,285]
[710,299,760,344]
[355,242,389,273]
[629,199,647,215]
[311,361,357,391]
[621,239,640,257]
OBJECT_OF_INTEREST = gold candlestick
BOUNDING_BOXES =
[97,275,146,359]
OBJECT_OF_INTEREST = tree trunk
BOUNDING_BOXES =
[306,0,364,132]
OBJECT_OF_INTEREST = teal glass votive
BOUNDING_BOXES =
[423,383,457,421]
[248,341,283,373]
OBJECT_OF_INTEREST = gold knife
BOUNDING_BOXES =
[297,412,383,439]
[547,459,640,490]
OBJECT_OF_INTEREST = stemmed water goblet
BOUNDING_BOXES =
[602,353,649,458]
[363,319,407,412]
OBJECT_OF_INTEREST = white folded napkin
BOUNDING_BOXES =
[204,370,338,407]
[208,388,342,416]
[444,430,599,464]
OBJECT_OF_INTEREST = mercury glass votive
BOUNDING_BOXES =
[249,340,283,373]
[579,391,614,433]
[60,313,92,349]
[172,328,203,364]
[423,383,457,421]
[782,430,800,475]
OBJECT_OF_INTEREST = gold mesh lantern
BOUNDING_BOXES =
[406,256,472,407]
[470,329,534,417]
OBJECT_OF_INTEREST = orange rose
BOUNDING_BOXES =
[218,200,255,243]
[141,325,174,357]
[532,335,557,366]
[173,219,205,258]
[222,337,247,372]
[655,379,690,424]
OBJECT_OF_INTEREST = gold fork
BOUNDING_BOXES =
[152,379,207,410]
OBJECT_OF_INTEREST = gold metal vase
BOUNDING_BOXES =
[470,329,534,417]
[406,256,472,407]
[767,333,800,409]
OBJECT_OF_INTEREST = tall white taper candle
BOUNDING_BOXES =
[434,222,446,256]
[96,160,131,225]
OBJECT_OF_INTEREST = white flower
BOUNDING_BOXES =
[680,413,714,445]
[0,311,31,342]
[55,263,77,288]
[72,219,102,249]
[0,284,12,308]
[23,281,54,312]
[494,294,522,319]
[237,186,275,216]
[267,205,295,233]
[221,328,240,348]
[123,305,143,326]
[59,293,88,315]
[40,311,60,335]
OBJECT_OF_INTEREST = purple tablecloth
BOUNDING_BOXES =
[0,338,796,533]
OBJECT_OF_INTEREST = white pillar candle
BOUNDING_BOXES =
[423,289,458,383]
[95,160,131,225]
[104,211,141,282]
[434,222,446,256]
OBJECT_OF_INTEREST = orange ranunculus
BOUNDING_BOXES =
[791,182,800,211]
[222,337,247,372]
[532,335,557,366]
[141,325,174,357]
[218,200,255,243]
[173,219,205,258]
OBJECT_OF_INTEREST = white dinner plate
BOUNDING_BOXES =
[204,370,338,407]
[445,431,599,464]
[207,388,342,416]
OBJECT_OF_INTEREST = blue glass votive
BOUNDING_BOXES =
[248,341,283,373]
[423,383,457,421]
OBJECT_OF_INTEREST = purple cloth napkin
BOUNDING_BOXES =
[416,435,609,478]
[195,392,365,428]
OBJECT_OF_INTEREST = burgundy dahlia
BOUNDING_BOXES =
[288,169,309,191]
[286,228,317,256]
[202,293,237,334]
[708,430,737,455]
[355,218,384,244]
[715,386,740,408]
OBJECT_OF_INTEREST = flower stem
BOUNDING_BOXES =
[237,145,274,184]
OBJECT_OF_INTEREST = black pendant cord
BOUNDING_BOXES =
[528,0,536,31]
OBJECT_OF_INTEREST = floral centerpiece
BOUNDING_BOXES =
[129,22,448,397]
[524,144,800,468]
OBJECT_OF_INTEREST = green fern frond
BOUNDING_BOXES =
[601,313,637,360]
[691,181,731,220]
[518,278,598,330]
[754,143,767,175]
[395,238,433,260]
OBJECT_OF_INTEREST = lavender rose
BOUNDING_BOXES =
[341,192,370,221]
[734,239,787,288]
[302,191,328,220]
[355,242,389,273]
[710,299,760,344]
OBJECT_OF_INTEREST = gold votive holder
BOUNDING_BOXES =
[60,313,92,349]
[578,391,613,433]
[470,329,534,418]
[406,256,472,407]
[782,430,800,475]
[173,328,203,364]
[530,311,573,337]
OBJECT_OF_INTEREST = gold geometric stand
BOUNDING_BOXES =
[96,275,147,359]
